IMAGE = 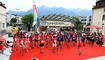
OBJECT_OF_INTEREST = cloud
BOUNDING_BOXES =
[0,0,96,11]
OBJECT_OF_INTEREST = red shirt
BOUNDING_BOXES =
[0,44,4,50]
[40,38,45,44]
[36,35,40,40]
[13,36,18,42]
[32,35,35,41]
[47,35,50,39]
[77,38,81,46]
[27,36,30,42]
[49,35,52,39]
[44,34,47,39]
[52,38,57,44]
[19,38,25,45]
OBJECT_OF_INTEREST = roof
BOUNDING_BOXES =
[0,1,6,9]
[39,14,75,22]
[93,0,105,9]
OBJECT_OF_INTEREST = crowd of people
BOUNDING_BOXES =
[12,31,104,56]
[0,35,11,56]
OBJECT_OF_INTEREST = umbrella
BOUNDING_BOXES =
[83,25,102,29]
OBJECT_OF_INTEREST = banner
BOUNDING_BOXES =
[33,0,37,25]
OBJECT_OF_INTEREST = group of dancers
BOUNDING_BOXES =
[12,31,104,56]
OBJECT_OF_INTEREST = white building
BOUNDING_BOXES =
[77,15,91,26]
[39,14,75,31]
[91,0,105,33]
[6,14,22,24]
[0,2,6,32]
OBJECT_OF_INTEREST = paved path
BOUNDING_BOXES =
[86,56,105,60]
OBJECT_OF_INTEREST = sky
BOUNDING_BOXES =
[0,0,96,11]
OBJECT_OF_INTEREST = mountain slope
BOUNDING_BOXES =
[8,5,92,17]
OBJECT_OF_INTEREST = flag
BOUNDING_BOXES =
[33,0,37,26]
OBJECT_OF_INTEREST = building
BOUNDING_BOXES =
[38,14,75,31]
[91,0,105,33]
[77,15,91,26]
[0,2,6,32]
[6,14,22,25]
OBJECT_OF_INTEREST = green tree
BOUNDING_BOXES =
[10,18,17,23]
[86,22,90,26]
[22,14,33,27]
[72,16,83,30]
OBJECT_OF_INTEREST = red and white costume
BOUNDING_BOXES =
[40,38,45,45]
[52,38,57,47]
[13,35,18,43]
[19,38,25,47]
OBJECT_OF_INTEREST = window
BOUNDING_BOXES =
[81,19,86,21]
[104,8,105,12]
[102,15,105,20]
[102,24,104,29]
[2,23,5,28]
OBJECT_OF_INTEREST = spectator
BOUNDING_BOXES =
[0,41,5,53]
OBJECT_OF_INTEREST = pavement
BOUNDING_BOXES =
[86,56,105,60]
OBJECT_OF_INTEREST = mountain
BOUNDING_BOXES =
[7,5,92,17]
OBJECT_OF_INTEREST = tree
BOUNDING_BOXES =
[22,14,33,27]
[72,16,83,30]
[10,18,17,23]
[86,22,90,26]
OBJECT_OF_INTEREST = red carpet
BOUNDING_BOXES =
[9,43,105,60]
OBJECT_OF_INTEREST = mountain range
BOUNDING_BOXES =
[7,5,92,17]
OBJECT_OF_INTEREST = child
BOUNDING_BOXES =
[40,36,45,54]
[36,34,40,48]
[59,33,63,49]
[77,37,81,55]
[66,34,70,48]
[19,37,25,56]
[13,35,18,51]
[81,35,85,46]
[52,36,57,53]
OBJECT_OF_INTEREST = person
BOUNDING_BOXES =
[45,34,50,48]
[52,36,57,53]
[77,37,81,55]
[59,33,63,49]
[81,34,85,46]
[31,58,39,60]
[32,34,35,48]
[0,41,11,56]
[71,33,77,46]
[0,41,5,53]
[13,35,18,51]
[66,34,70,48]
[40,36,45,54]
[19,37,25,56]
[36,34,40,48]
[57,34,60,47]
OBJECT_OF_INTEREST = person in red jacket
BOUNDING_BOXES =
[46,34,50,48]
[40,36,46,54]
[13,35,18,51]
[0,41,5,53]
[36,34,40,48]
[52,36,57,53]
[19,37,25,56]
[32,34,35,48]
[77,37,82,55]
